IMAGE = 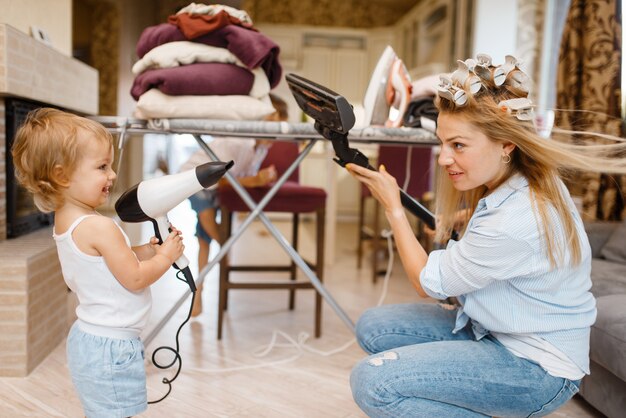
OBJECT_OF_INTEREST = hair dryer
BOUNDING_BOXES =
[115,160,234,292]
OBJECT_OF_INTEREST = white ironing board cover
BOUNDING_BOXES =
[93,117,438,146]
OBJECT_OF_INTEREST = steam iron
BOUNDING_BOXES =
[362,46,412,128]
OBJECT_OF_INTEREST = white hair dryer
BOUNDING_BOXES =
[115,160,234,292]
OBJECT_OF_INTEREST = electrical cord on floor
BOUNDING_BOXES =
[147,269,196,404]
[186,152,430,375]
[186,229,396,375]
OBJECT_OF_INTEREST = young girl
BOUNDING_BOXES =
[11,108,184,417]
[347,54,626,417]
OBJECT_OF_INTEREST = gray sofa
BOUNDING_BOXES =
[579,220,626,418]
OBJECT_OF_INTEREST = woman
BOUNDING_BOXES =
[347,54,626,417]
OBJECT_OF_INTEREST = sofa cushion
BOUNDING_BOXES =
[584,221,618,258]
[600,220,626,263]
[590,258,626,298]
[590,295,626,383]
[579,360,626,418]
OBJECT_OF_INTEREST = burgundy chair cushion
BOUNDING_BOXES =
[219,181,326,213]
[261,141,299,183]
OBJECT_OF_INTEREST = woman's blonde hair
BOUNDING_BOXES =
[11,108,113,212]
[435,57,626,267]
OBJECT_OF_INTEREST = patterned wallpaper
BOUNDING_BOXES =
[556,0,624,221]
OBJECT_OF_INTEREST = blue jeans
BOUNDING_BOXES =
[350,303,580,417]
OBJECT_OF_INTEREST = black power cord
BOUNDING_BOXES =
[147,269,196,404]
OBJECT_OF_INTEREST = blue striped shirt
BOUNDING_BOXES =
[420,174,596,373]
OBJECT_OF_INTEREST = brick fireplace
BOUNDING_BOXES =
[0,23,98,376]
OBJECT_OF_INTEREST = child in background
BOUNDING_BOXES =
[11,108,184,417]
[180,93,289,317]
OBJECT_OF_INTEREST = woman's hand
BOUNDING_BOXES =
[257,165,277,186]
[346,163,403,216]
[346,163,429,297]
[236,165,278,188]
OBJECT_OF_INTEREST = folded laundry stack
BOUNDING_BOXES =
[131,3,281,121]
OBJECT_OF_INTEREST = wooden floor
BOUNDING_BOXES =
[0,210,606,417]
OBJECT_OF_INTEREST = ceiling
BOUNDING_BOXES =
[223,0,419,12]
[156,0,422,27]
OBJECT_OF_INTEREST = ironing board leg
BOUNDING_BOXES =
[143,136,355,345]
[197,136,355,334]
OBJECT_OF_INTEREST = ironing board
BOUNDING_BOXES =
[99,117,438,144]
[93,116,438,343]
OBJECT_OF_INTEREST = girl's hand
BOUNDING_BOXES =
[156,228,184,263]
[346,163,403,216]
[131,236,161,261]
[147,236,159,254]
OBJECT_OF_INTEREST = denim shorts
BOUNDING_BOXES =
[66,322,147,418]
[189,189,219,244]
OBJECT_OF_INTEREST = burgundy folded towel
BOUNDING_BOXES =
[130,62,254,101]
[168,11,253,39]
[136,23,282,88]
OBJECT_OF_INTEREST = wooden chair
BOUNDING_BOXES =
[217,142,326,339]
[357,145,433,282]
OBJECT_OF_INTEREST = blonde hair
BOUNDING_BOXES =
[435,64,626,267]
[11,108,113,212]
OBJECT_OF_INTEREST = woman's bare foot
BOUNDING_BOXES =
[191,286,203,317]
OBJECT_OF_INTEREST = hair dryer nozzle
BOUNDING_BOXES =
[196,160,234,188]
[115,184,151,223]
